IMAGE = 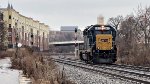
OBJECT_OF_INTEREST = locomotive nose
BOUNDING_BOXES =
[96,34,112,50]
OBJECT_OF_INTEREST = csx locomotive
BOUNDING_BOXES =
[79,24,117,64]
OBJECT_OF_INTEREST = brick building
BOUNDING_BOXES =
[0,4,49,51]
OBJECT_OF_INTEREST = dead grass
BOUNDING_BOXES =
[117,46,150,67]
[0,50,14,59]
[10,47,75,84]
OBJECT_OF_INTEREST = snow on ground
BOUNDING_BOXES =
[0,58,31,84]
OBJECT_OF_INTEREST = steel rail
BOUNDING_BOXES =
[53,58,150,84]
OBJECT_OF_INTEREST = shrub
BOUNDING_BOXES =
[10,47,75,84]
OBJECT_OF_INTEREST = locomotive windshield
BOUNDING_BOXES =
[95,30,111,34]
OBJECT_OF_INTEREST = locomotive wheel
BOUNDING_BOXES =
[80,51,92,64]
[79,52,87,62]
[79,52,84,61]
[85,52,92,64]
[113,54,117,62]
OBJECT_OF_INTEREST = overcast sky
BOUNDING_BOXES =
[0,0,150,30]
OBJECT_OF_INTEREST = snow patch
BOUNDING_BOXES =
[0,58,31,84]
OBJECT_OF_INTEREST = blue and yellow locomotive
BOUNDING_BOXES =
[79,24,117,64]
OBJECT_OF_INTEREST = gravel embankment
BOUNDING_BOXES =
[57,63,133,84]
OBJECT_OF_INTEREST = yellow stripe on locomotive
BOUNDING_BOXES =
[96,34,112,50]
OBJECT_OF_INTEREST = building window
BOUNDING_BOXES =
[31,42,33,45]
[8,41,12,44]
[9,24,11,28]
[8,32,12,37]
[31,33,33,38]
[9,15,11,19]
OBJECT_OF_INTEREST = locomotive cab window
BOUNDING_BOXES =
[95,30,111,34]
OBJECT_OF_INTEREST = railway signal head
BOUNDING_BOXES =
[75,28,77,33]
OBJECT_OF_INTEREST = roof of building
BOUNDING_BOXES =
[61,26,78,32]
[1,3,50,29]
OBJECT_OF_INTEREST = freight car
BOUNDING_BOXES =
[79,24,117,64]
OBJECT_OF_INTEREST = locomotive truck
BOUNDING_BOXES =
[79,24,117,64]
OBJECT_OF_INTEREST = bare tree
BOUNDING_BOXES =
[116,6,150,66]
[107,15,123,30]
[0,11,7,50]
[136,6,150,49]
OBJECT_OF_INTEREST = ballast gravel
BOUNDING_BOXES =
[57,63,134,84]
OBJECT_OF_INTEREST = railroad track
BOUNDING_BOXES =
[52,58,150,84]
[111,64,150,72]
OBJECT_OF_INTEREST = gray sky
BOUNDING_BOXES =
[0,0,150,30]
